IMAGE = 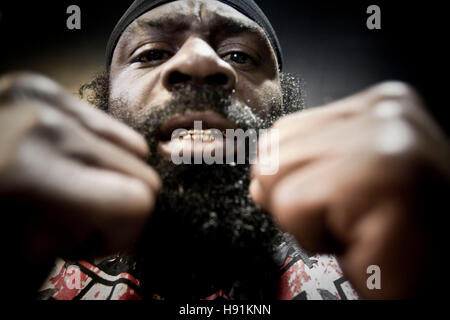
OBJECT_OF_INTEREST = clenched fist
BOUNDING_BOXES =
[250,82,450,299]
[0,73,160,296]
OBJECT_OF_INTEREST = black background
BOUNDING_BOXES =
[0,0,448,132]
[0,1,448,307]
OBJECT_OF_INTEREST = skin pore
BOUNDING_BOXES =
[80,0,304,299]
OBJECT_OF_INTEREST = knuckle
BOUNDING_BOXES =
[372,81,417,101]
[251,169,272,191]
[81,115,114,136]
[151,171,162,192]
[269,191,298,228]
[0,72,65,104]
[126,179,155,213]
[35,107,71,137]
[250,163,260,180]
[272,113,294,129]
[272,117,285,128]
[373,118,422,163]
[371,98,409,121]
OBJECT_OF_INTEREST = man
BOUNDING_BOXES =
[0,0,448,300]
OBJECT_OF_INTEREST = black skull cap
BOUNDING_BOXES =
[106,0,283,70]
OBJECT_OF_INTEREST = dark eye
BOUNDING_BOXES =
[136,49,172,64]
[224,52,255,66]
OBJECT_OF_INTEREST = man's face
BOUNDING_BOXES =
[109,0,282,127]
[106,0,292,299]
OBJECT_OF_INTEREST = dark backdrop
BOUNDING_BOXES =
[0,1,448,132]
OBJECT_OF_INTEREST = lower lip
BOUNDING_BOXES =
[158,136,241,162]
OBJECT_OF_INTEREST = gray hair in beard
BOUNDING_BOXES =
[80,73,305,299]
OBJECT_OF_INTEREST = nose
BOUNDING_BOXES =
[161,37,237,92]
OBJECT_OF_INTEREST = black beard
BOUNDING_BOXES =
[136,163,281,299]
[83,74,305,299]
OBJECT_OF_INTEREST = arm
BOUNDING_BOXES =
[251,81,450,299]
[0,72,160,298]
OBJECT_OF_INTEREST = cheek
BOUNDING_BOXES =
[236,79,282,118]
[109,69,169,114]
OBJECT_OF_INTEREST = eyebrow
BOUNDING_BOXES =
[136,14,267,40]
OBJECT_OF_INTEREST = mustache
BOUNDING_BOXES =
[109,84,265,143]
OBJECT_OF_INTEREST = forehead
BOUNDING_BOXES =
[137,0,250,22]
[117,0,272,50]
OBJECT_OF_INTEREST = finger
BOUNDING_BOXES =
[249,178,265,208]
[253,101,363,182]
[270,88,376,143]
[63,165,156,253]
[252,115,358,206]
[270,81,419,147]
[57,120,161,193]
[18,139,156,217]
[1,72,149,159]
[15,144,157,253]
[0,103,37,171]
[60,94,150,160]
[29,103,161,193]
[268,159,345,253]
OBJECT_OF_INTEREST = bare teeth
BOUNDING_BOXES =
[172,129,227,141]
